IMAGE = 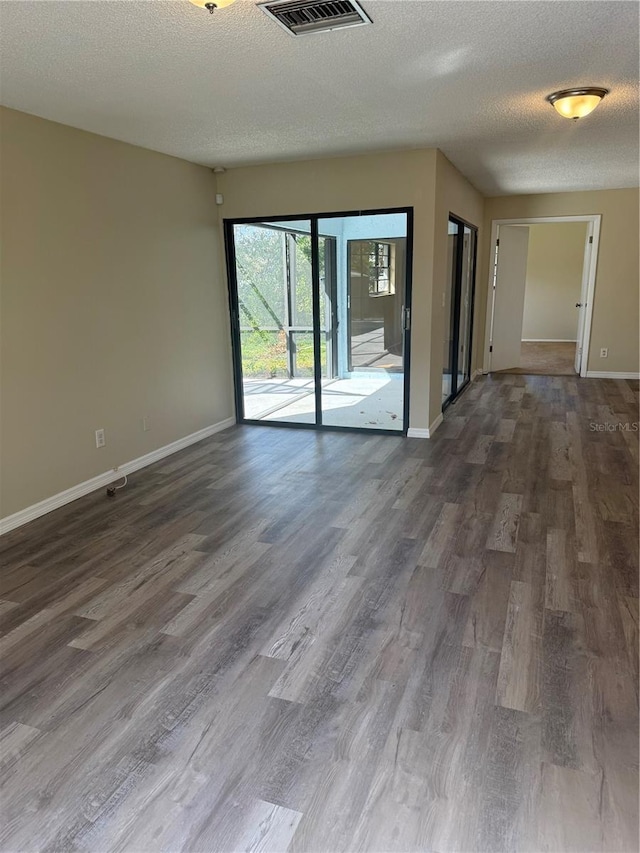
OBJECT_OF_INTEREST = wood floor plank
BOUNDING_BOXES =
[618,594,639,695]
[496,580,543,714]
[0,721,41,773]
[0,598,19,622]
[175,539,273,600]
[266,574,365,703]
[462,558,513,652]
[541,609,599,773]
[478,705,542,852]
[548,420,572,480]
[261,554,358,661]
[590,655,639,852]
[533,763,606,852]
[418,502,463,567]
[465,434,494,464]
[495,418,517,443]
[224,798,303,853]
[486,492,523,553]
[545,527,577,612]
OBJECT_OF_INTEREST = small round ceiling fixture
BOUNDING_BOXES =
[189,0,237,13]
[546,87,609,120]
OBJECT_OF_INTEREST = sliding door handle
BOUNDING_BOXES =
[402,306,411,331]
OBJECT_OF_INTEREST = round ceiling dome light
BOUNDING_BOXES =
[189,0,237,12]
[546,87,609,120]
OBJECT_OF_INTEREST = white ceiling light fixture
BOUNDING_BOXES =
[546,87,609,120]
[189,0,237,14]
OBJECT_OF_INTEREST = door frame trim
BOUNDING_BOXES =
[224,207,414,436]
[483,215,601,377]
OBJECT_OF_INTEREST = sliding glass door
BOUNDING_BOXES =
[318,212,408,430]
[443,215,477,408]
[226,209,412,433]
[231,219,315,425]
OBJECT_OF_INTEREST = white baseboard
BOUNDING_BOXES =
[0,417,236,536]
[521,339,577,343]
[471,369,482,381]
[407,428,429,439]
[584,371,640,380]
[408,412,444,440]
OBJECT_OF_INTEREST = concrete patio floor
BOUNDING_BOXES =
[242,374,404,430]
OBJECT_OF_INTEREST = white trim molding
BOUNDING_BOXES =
[521,338,577,343]
[483,214,601,379]
[408,412,444,439]
[407,428,429,439]
[585,371,640,380]
[0,417,236,536]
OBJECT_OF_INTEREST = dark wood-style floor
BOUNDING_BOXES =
[1,375,638,852]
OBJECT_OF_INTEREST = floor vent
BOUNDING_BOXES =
[259,0,372,36]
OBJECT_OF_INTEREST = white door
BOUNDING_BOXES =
[574,225,592,374]
[490,225,530,372]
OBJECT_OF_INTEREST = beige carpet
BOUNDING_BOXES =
[499,341,577,376]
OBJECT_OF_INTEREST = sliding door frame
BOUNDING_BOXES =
[224,206,414,436]
[443,213,478,410]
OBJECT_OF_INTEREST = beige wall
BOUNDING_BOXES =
[433,151,485,422]
[5,107,633,524]
[482,189,639,374]
[0,107,233,518]
[522,222,587,341]
[216,150,439,430]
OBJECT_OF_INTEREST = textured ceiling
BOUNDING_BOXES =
[0,0,638,195]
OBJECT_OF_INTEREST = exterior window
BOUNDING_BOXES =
[350,240,395,296]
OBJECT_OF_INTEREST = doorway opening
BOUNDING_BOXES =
[225,208,413,434]
[442,215,478,408]
[484,215,601,377]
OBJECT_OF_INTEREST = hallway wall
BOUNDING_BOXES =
[522,222,587,341]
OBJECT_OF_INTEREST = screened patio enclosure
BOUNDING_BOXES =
[226,210,412,433]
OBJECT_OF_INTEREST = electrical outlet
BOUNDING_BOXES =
[95,428,106,448]
[142,416,151,432]
[600,347,608,358]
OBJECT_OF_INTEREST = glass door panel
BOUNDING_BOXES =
[233,219,315,424]
[457,226,475,390]
[443,220,458,404]
[317,212,408,431]
[442,216,477,408]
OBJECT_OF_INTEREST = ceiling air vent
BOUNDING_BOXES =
[259,0,372,36]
